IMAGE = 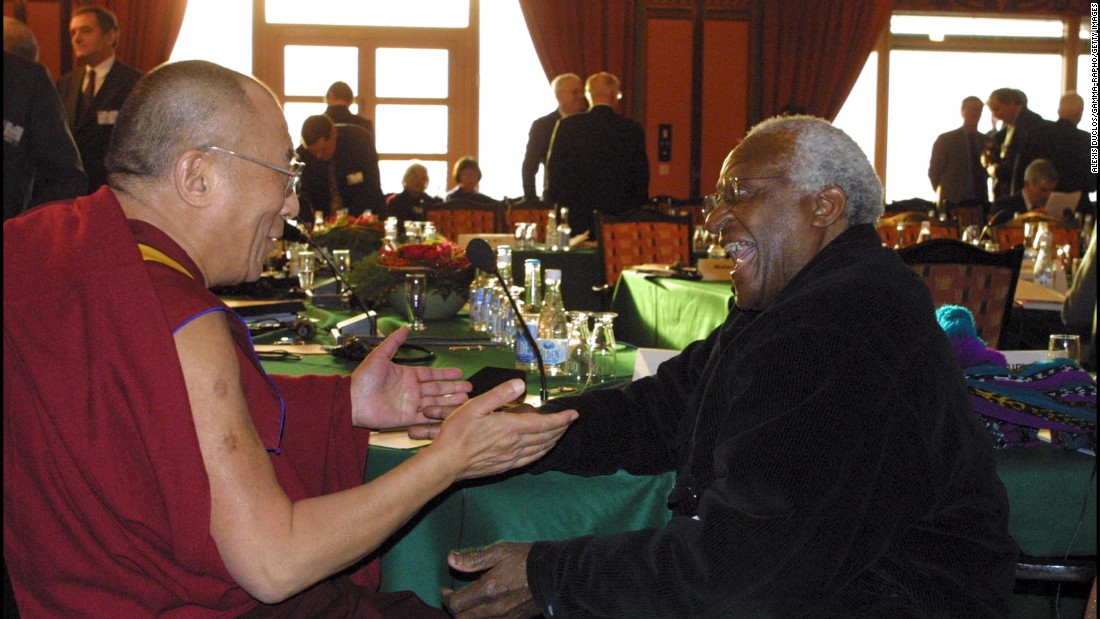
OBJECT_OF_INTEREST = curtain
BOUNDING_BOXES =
[518,0,638,116]
[101,0,189,73]
[760,0,893,121]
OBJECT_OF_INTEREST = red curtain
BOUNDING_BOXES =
[99,0,189,73]
[518,0,638,116]
[760,0,893,121]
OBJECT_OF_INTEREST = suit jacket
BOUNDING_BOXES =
[545,105,649,236]
[324,104,374,135]
[1047,118,1095,214]
[521,109,561,200]
[928,127,990,206]
[4,52,87,220]
[991,107,1050,200]
[297,124,384,219]
[56,59,143,192]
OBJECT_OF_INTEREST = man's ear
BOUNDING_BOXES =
[175,150,216,208]
[813,185,847,228]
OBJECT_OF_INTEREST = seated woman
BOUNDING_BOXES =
[445,156,496,202]
[386,162,441,226]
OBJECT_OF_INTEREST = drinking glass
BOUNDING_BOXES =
[962,225,980,245]
[588,312,618,385]
[514,222,529,249]
[331,249,352,274]
[524,222,539,247]
[296,250,316,292]
[404,273,428,331]
[567,311,593,385]
[1047,334,1081,362]
[404,221,420,245]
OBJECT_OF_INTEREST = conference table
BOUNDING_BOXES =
[253,298,1095,611]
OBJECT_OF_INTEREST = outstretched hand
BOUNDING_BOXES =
[442,542,537,619]
[348,327,471,429]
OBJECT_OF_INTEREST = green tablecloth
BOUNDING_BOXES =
[611,271,733,349]
[254,303,1096,611]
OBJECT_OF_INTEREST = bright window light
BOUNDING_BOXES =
[265,0,468,28]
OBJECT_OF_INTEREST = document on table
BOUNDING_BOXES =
[1014,279,1066,312]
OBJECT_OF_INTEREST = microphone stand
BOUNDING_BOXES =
[283,222,377,336]
[466,238,548,403]
[489,268,548,404]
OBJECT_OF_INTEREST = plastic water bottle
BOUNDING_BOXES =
[546,209,559,251]
[537,269,569,376]
[1033,222,1055,288]
[557,206,572,251]
[523,259,542,315]
[514,309,541,373]
[468,269,491,332]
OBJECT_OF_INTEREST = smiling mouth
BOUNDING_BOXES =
[723,241,756,272]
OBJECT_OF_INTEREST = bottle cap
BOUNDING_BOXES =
[545,269,562,282]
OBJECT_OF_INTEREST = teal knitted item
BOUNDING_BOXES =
[936,305,983,344]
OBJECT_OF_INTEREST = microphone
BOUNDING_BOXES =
[467,238,548,403]
[282,221,373,320]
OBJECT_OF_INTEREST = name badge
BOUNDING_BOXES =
[97,110,119,125]
[3,120,25,145]
[346,171,364,186]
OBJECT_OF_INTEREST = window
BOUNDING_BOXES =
[834,14,1095,204]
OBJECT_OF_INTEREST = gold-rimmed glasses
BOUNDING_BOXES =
[201,145,304,196]
[702,176,786,218]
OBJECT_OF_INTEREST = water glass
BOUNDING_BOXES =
[567,311,593,385]
[331,249,351,273]
[296,250,316,292]
[514,222,529,249]
[404,273,428,331]
[1047,334,1081,362]
[524,222,539,247]
[962,225,981,245]
[588,312,618,385]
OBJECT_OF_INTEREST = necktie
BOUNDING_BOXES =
[79,68,97,117]
[327,162,344,216]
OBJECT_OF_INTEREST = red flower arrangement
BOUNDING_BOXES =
[348,241,474,309]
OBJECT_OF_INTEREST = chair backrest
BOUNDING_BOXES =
[423,199,502,241]
[503,198,551,243]
[877,212,958,248]
[947,201,986,228]
[595,211,693,286]
[992,216,1081,259]
[898,238,1024,349]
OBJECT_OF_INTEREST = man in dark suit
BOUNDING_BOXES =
[4,51,87,220]
[928,96,991,211]
[988,159,1059,226]
[1047,92,1095,217]
[298,114,384,220]
[521,73,587,201]
[985,88,1050,201]
[545,72,650,237]
[323,80,374,135]
[55,5,142,193]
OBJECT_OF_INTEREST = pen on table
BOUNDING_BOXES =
[448,345,485,351]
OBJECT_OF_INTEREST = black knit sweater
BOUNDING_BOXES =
[531,224,1018,618]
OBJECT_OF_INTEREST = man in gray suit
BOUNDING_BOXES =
[545,72,649,237]
[56,5,142,193]
[928,96,991,212]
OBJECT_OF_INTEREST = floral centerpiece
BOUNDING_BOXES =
[311,213,385,263]
[349,241,475,317]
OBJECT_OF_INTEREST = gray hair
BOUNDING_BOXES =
[402,162,428,187]
[1023,159,1058,185]
[551,73,581,92]
[105,60,258,192]
[4,17,40,62]
[742,115,884,225]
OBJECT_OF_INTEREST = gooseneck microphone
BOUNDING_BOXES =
[466,238,548,403]
[283,221,373,318]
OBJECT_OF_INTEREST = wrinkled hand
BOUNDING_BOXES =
[442,542,537,619]
[428,380,576,481]
[349,327,471,429]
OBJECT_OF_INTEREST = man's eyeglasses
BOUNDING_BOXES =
[702,176,785,217]
[201,146,304,196]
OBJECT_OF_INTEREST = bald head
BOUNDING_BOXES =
[1058,92,1084,125]
[105,60,275,192]
[4,16,40,62]
[585,72,622,106]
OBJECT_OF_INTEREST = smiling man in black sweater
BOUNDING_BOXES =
[444,116,1018,618]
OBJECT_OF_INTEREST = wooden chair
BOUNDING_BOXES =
[422,199,501,242]
[502,198,551,244]
[946,201,986,228]
[877,212,958,249]
[897,238,1023,349]
[595,210,693,288]
[992,212,1081,259]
